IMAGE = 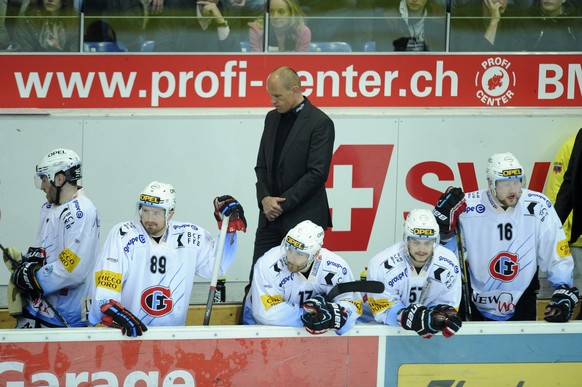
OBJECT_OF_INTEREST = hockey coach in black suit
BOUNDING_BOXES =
[241,66,335,317]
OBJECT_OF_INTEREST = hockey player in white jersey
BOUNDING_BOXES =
[243,220,362,335]
[5,149,100,328]
[89,181,246,336]
[365,209,462,338]
[434,152,579,322]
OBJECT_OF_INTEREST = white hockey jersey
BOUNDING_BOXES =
[29,189,100,327]
[365,242,461,326]
[451,189,574,320]
[89,220,237,326]
[243,246,362,335]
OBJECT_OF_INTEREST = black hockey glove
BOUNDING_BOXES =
[301,295,347,334]
[544,285,579,323]
[25,247,46,265]
[433,186,467,239]
[11,260,43,295]
[101,299,148,337]
[213,195,247,233]
[430,304,463,338]
[399,304,444,338]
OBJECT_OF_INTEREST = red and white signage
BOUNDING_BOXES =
[1,54,581,109]
[0,330,377,386]
[325,145,394,251]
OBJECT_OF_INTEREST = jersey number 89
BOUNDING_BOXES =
[150,256,167,274]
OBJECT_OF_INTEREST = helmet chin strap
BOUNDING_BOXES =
[50,179,66,205]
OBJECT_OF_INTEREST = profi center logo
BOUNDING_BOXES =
[475,57,516,106]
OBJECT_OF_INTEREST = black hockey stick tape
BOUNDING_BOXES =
[326,280,385,301]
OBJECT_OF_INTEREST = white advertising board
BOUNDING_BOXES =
[0,109,581,300]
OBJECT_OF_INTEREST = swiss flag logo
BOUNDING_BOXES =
[325,145,394,251]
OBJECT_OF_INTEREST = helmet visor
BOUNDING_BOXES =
[34,173,47,189]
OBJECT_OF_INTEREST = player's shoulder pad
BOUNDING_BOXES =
[320,248,351,276]
[114,221,139,239]
[461,190,489,218]
[464,190,482,201]
[521,189,554,210]
[256,246,285,272]
[168,221,201,233]
[69,197,99,224]
[433,245,460,271]
[520,189,558,222]
[57,200,85,229]
[369,244,405,273]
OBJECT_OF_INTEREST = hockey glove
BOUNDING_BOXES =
[433,186,467,238]
[544,285,580,323]
[399,304,443,339]
[11,260,43,295]
[25,247,46,265]
[430,304,462,338]
[101,299,148,337]
[213,195,247,233]
[301,295,347,334]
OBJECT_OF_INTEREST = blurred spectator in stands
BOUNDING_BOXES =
[84,19,118,42]
[0,0,28,51]
[222,0,265,42]
[152,0,240,51]
[298,0,357,44]
[83,0,146,51]
[522,0,581,51]
[449,0,526,51]
[373,0,446,51]
[248,0,310,51]
[353,0,376,51]
[223,0,264,17]
[13,0,79,51]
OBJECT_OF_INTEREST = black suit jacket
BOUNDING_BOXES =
[255,97,334,231]
[555,128,582,243]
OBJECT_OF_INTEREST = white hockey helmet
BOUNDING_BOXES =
[35,149,82,188]
[403,209,440,249]
[282,220,324,268]
[486,152,526,197]
[138,181,176,216]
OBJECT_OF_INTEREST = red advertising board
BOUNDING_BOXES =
[0,54,580,109]
[0,334,378,386]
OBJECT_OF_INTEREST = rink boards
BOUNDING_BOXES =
[1,322,582,386]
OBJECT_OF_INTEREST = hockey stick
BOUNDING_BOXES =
[456,231,472,321]
[326,280,384,302]
[203,214,230,326]
[0,241,71,327]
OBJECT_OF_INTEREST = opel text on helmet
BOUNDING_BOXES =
[486,152,525,204]
[282,220,324,272]
[35,149,82,189]
[403,209,440,267]
[138,181,176,217]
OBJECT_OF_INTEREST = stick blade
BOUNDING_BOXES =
[326,280,385,301]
